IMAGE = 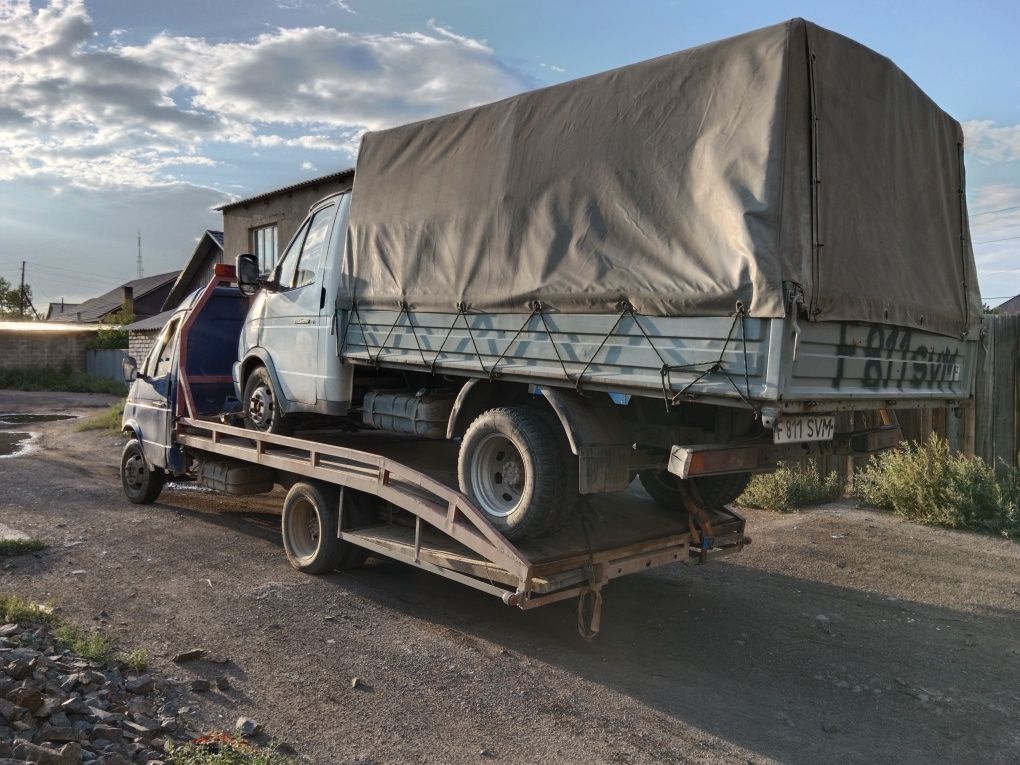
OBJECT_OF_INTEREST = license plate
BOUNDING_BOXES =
[773,415,836,444]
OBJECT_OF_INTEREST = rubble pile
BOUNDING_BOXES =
[0,622,193,765]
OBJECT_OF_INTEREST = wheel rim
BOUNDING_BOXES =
[286,496,321,562]
[124,452,146,493]
[469,433,525,518]
[248,383,274,429]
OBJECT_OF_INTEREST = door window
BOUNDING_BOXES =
[294,205,334,288]
[144,317,181,378]
[274,223,308,290]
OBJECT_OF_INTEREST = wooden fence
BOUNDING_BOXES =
[807,313,1020,483]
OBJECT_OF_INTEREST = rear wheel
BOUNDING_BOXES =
[281,482,374,573]
[120,438,164,504]
[458,407,576,542]
[243,365,295,435]
[638,469,751,511]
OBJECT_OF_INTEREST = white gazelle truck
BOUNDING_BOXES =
[122,19,980,634]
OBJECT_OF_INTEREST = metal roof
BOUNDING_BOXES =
[216,168,354,211]
[161,230,224,311]
[47,271,180,324]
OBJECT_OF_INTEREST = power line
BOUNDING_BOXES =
[973,234,1020,245]
[971,204,1020,218]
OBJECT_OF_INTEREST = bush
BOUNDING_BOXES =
[738,459,843,512]
[854,434,1020,538]
[0,365,125,395]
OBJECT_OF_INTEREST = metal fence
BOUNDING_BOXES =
[85,348,129,383]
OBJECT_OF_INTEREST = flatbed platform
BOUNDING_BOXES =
[177,418,749,618]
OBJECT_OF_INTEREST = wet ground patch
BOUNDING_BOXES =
[0,413,76,424]
[0,430,36,458]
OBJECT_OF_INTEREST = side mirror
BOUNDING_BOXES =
[123,355,138,383]
[236,253,261,296]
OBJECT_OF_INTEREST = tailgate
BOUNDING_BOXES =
[780,319,977,408]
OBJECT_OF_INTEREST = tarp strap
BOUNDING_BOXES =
[487,304,543,380]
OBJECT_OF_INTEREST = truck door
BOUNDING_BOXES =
[260,201,336,405]
[129,315,181,469]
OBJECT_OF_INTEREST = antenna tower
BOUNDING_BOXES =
[136,230,143,278]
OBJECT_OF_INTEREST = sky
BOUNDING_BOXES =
[1,0,1018,312]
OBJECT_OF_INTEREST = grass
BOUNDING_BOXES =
[0,365,126,395]
[0,591,147,669]
[854,434,1020,538]
[738,459,844,512]
[75,399,126,434]
[0,538,47,556]
[167,734,297,765]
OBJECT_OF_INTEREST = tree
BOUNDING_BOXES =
[0,276,34,319]
[90,301,135,349]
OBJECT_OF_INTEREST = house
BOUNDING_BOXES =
[996,294,1020,315]
[44,302,80,321]
[46,272,180,324]
[124,230,224,362]
[217,169,354,275]
[161,230,225,310]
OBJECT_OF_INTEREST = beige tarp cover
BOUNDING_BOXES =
[345,18,980,338]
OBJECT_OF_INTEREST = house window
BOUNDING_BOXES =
[251,224,279,275]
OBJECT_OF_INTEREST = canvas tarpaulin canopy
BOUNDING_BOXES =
[344,18,980,339]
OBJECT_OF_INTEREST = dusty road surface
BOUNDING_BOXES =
[2,390,1019,764]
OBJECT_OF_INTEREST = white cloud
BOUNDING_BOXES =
[0,0,530,189]
[967,183,1020,302]
[963,120,1020,163]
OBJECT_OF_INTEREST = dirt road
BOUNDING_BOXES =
[2,390,1019,764]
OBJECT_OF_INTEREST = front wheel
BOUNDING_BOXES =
[120,438,164,504]
[243,366,294,435]
[638,470,751,511]
[458,407,576,542]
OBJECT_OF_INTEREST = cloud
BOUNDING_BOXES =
[967,183,1020,302]
[963,120,1020,163]
[0,0,531,189]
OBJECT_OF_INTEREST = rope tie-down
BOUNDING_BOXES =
[339,300,758,415]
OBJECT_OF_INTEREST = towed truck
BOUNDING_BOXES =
[225,18,980,543]
[120,18,979,634]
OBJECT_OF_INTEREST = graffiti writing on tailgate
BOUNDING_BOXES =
[831,324,962,390]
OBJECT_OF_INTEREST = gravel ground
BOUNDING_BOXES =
[1,390,1019,764]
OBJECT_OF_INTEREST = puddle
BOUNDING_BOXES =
[0,431,38,458]
[0,413,77,425]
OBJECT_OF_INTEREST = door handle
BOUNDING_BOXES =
[293,318,312,325]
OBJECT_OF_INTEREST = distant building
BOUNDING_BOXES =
[44,301,81,321]
[46,272,180,324]
[161,230,225,310]
[996,294,1020,315]
[217,169,354,275]
[124,230,225,363]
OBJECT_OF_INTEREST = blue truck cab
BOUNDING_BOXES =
[120,281,250,502]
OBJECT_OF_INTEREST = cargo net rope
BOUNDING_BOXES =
[338,300,759,415]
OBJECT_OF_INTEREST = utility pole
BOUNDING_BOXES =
[137,230,143,279]
[19,260,25,319]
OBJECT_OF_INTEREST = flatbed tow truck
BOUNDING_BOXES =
[120,266,750,637]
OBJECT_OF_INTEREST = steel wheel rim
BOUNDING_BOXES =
[124,452,146,492]
[469,433,525,518]
[248,384,274,429]
[286,497,321,561]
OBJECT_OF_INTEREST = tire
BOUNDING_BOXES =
[457,406,576,542]
[120,438,164,504]
[281,482,373,573]
[638,470,751,511]
[243,365,294,435]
